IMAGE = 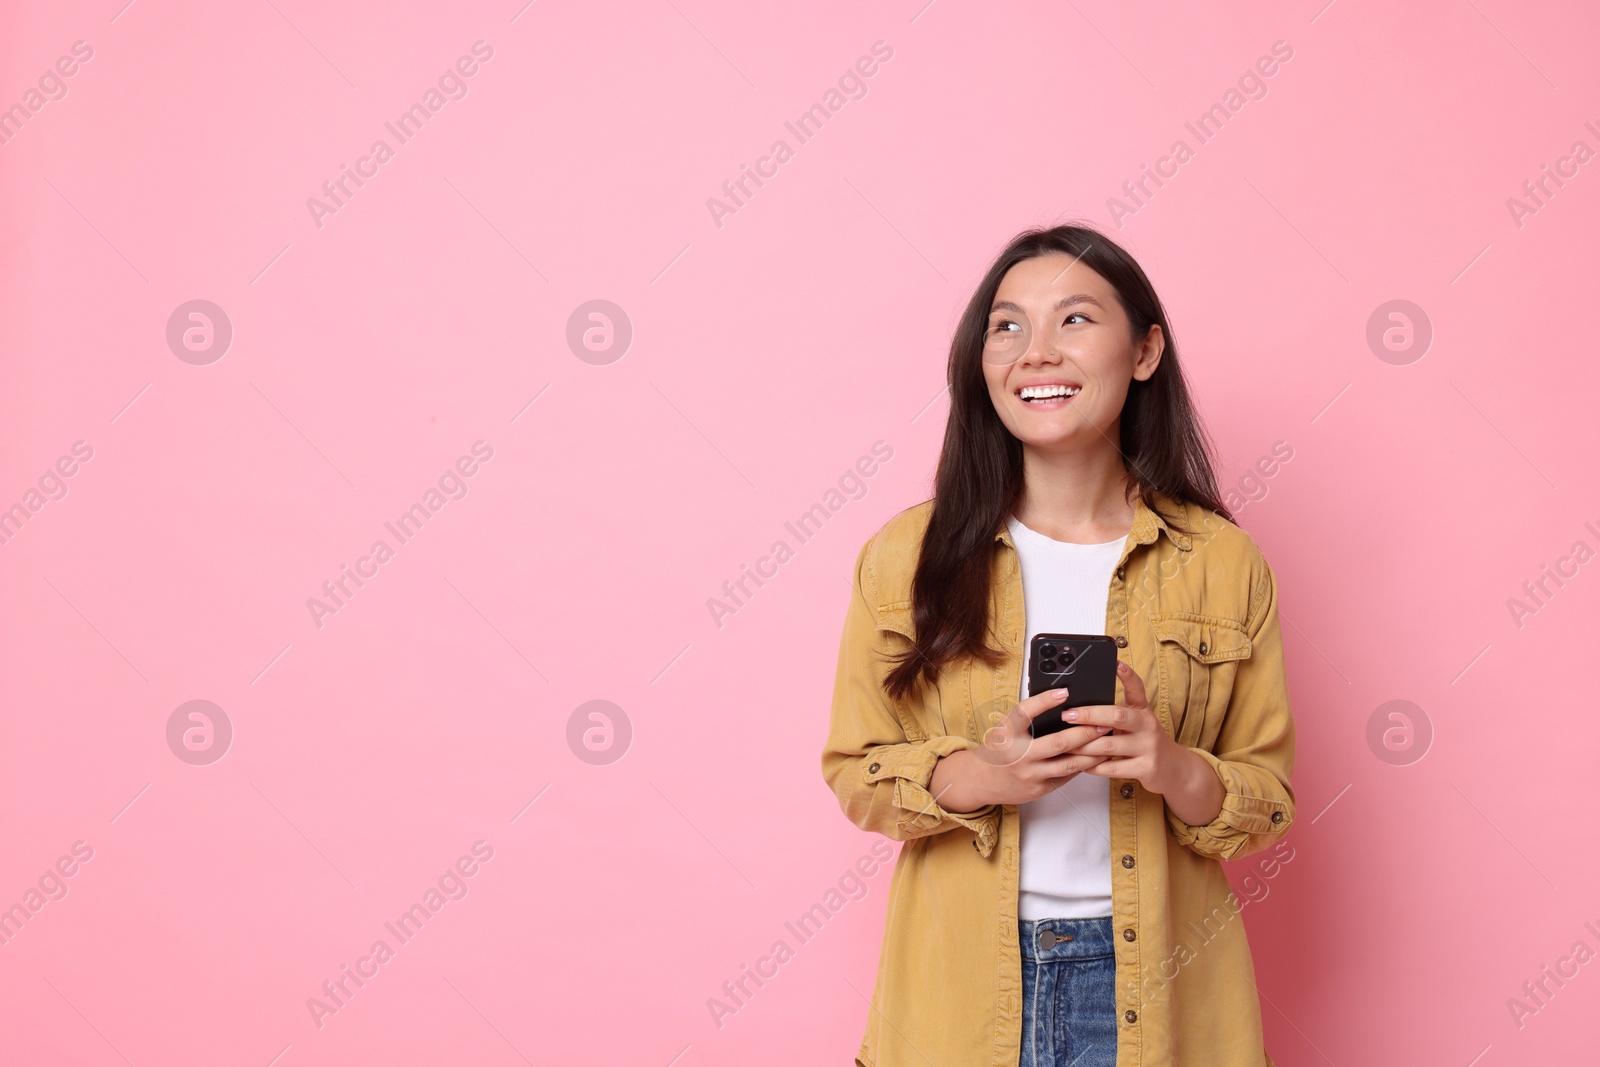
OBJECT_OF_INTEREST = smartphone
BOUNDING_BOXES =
[1026,633,1119,738]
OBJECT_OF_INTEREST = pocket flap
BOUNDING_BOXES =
[876,601,915,638]
[1151,614,1251,663]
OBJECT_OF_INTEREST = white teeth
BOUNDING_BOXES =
[1019,384,1081,401]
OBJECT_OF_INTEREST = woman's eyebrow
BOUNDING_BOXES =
[989,294,1105,314]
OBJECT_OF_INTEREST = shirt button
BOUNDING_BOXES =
[1124,1009,1138,1024]
[1114,636,1127,648]
[1120,784,1135,799]
[867,762,881,774]
[1198,641,1208,655]
[1115,567,1124,580]
[973,839,981,850]
[1121,854,1135,868]
[1272,811,1284,824]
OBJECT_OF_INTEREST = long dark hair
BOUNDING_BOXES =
[882,222,1233,700]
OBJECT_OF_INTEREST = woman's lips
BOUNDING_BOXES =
[1019,392,1076,409]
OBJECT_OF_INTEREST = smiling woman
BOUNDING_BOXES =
[822,222,1296,1067]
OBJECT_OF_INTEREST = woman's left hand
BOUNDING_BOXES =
[1062,660,1178,791]
[1062,660,1225,825]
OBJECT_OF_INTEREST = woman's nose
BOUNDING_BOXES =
[1020,333,1059,364]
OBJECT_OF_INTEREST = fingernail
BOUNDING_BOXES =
[1097,726,1111,733]
[1054,688,1070,699]
[1064,709,1078,721]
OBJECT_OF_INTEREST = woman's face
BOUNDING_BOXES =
[980,253,1163,453]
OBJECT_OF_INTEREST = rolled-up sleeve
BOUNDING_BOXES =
[1166,548,1296,861]
[821,535,1001,856]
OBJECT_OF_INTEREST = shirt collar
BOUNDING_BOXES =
[994,488,1193,552]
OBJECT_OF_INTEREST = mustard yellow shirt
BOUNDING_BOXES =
[822,490,1295,1066]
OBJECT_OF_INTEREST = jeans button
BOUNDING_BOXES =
[1038,929,1054,951]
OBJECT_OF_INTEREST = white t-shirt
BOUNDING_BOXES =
[1007,514,1125,921]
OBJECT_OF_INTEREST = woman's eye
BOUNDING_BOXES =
[1063,313,1088,325]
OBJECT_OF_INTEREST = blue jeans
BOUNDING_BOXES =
[1018,917,1118,1067]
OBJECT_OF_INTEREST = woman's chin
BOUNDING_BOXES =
[1016,424,1092,451]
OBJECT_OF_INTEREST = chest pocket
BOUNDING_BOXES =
[1150,613,1252,749]
[874,600,979,744]
[875,601,932,741]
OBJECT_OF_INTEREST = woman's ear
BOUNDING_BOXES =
[1133,324,1164,382]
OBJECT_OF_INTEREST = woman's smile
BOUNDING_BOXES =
[1015,378,1084,409]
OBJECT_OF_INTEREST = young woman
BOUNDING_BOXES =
[822,223,1295,1067]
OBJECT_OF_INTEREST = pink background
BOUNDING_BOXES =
[3,0,1598,1063]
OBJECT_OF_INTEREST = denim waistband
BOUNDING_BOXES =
[1018,916,1116,962]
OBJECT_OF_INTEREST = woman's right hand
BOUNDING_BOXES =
[928,687,1111,812]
